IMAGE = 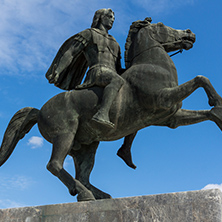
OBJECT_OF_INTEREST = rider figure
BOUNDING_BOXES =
[75,8,124,128]
[46,8,136,169]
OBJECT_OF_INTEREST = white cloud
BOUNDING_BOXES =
[0,1,85,75]
[0,199,25,209]
[202,183,222,192]
[0,175,33,191]
[64,156,73,169]
[0,0,196,76]
[0,0,115,76]
[28,136,43,149]
[13,176,33,190]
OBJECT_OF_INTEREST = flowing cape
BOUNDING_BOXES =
[45,33,89,90]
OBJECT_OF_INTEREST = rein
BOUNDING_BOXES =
[169,49,183,57]
[126,44,165,65]
[127,39,184,64]
[161,40,184,57]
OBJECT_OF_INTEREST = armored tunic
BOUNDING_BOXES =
[78,28,122,88]
[45,28,122,90]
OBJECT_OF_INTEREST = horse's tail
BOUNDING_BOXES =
[0,107,39,166]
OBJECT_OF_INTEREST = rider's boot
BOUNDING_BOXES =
[92,109,115,128]
[76,81,115,127]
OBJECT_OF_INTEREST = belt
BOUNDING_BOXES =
[88,64,116,72]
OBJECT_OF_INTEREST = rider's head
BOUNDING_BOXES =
[91,8,115,30]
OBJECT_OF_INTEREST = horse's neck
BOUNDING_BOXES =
[129,39,178,85]
[122,40,178,109]
[132,45,174,69]
[128,28,175,69]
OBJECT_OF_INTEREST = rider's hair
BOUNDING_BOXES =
[91,8,114,28]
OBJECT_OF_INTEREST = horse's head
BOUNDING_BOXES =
[149,22,196,52]
[125,18,196,68]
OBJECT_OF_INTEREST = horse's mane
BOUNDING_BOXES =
[125,17,152,69]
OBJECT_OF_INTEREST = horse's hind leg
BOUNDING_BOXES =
[158,75,222,108]
[47,133,74,176]
[47,132,95,201]
[70,141,112,200]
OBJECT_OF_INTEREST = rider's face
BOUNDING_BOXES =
[100,11,115,30]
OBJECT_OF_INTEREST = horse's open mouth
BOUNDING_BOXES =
[182,36,196,44]
[181,36,195,50]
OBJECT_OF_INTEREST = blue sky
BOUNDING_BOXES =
[0,0,222,209]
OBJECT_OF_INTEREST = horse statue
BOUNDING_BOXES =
[1,18,222,202]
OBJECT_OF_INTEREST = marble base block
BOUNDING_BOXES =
[0,189,222,222]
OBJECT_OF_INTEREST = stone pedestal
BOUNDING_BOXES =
[0,189,221,221]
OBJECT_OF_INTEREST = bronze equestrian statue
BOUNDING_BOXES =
[1,9,222,202]
[46,8,136,169]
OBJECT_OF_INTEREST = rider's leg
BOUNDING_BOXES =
[70,141,112,199]
[92,74,124,128]
[157,75,222,109]
[117,132,137,169]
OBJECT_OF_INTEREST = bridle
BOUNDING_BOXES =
[161,40,184,57]
[126,39,184,65]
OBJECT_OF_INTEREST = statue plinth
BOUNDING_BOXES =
[0,189,221,221]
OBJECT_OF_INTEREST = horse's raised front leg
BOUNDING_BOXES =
[158,108,222,133]
[157,109,211,128]
[69,141,112,200]
[157,75,222,130]
[158,75,222,108]
[47,132,95,202]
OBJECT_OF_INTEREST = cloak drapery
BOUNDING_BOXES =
[45,32,89,90]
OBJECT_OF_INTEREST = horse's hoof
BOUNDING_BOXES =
[77,190,96,202]
[211,106,222,131]
[69,188,77,196]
